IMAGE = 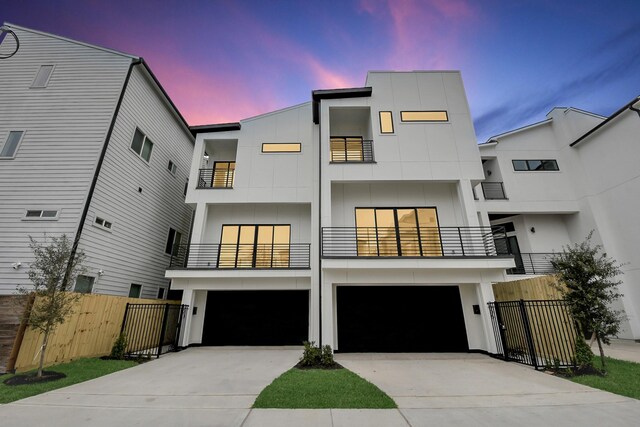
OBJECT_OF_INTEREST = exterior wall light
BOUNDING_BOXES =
[530,227,536,233]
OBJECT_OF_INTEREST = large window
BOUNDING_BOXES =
[1,131,25,159]
[400,111,448,122]
[130,128,154,162]
[212,161,235,188]
[512,159,559,171]
[218,224,291,268]
[355,208,441,256]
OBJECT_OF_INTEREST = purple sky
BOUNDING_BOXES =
[2,0,639,141]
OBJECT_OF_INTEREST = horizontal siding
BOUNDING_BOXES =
[0,28,131,293]
[78,65,194,298]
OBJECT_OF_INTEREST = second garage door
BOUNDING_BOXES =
[202,290,309,346]
[337,286,469,352]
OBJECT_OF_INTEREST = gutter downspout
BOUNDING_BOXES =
[317,100,323,347]
[67,59,141,274]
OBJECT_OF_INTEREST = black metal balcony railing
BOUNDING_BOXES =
[507,253,556,275]
[481,182,507,200]
[168,243,311,269]
[330,137,374,163]
[197,168,235,189]
[321,226,506,258]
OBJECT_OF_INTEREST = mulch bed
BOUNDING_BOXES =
[4,371,66,386]
[294,361,344,370]
[550,365,604,378]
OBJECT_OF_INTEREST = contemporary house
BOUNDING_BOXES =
[475,97,640,340]
[0,24,194,299]
[168,71,515,353]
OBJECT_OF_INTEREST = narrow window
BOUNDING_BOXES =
[31,65,54,88]
[400,111,448,122]
[183,179,189,196]
[168,160,177,174]
[24,209,59,220]
[0,131,25,158]
[212,162,235,188]
[129,284,142,298]
[157,287,166,299]
[512,159,559,171]
[165,228,182,254]
[94,216,113,231]
[512,160,528,171]
[130,128,154,162]
[379,111,394,133]
[75,275,95,294]
[261,143,302,153]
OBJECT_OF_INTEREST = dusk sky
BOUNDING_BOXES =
[2,0,639,142]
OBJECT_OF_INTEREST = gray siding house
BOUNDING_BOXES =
[0,23,194,298]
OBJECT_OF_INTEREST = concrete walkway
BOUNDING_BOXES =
[1,349,640,426]
[591,338,640,363]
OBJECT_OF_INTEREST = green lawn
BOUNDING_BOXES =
[569,357,640,400]
[253,367,396,409]
[0,358,138,404]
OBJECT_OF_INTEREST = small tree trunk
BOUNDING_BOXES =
[37,329,49,377]
[595,333,606,370]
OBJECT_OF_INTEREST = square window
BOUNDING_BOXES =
[130,128,153,163]
[31,65,54,88]
[379,111,394,133]
[1,131,25,158]
[129,284,142,298]
[527,160,543,170]
[75,275,95,294]
[512,160,528,171]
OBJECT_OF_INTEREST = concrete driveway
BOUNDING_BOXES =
[2,349,640,426]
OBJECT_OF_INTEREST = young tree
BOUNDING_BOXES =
[17,234,85,377]
[551,232,624,370]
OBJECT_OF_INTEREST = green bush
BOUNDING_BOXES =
[574,338,595,369]
[320,345,335,366]
[300,341,322,366]
[110,332,128,359]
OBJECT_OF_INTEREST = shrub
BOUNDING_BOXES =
[574,338,595,370]
[110,332,128,359]
[320,345,335,366]
[300,341,322,366]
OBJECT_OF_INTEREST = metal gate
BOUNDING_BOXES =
[121,303,189,358]
[488,300,578,369]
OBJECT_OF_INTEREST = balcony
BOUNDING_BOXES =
[481,182,507,200]
[168,243,311,269]
[197,164,235,189]
[330,137,374,163]
[507,253,556,275]
[321,226,505,258]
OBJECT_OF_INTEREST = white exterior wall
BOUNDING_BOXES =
[0,25,131,293]
[77,65,194,298]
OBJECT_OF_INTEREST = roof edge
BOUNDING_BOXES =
[484,118,553,143]
[311,86,372,124]
[570,95,640,147]
[190,123,241,135]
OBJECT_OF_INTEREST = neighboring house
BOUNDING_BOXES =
[0,23,194,299]
[168,71,514,353]
[475,97,640,340]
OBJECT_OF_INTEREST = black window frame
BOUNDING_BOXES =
[165,227,182,255]
[129,284,142,298]
[400,110,449,122]
[130,128,154,163]
[379,111,394,134]
[512,159,559,171]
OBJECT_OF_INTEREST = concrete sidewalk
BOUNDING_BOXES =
[591,338,640,363]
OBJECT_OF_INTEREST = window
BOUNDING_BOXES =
[157,287,166,299]
[31,65,54,88]
[219,224,291,268]
[1,131,24,159]
[165,228,182,255]
[355,208,441,256]
[212,161,235,188]
[23,209,59,220]
[183,179,189,196]
[400,111,448,122]
[330,137,373,162]
[129,284,142,298]
[130,128,154,162]
[512,159,559,171]
[75,275,95,294]
[167,160,177,174]
[262,143,302,153]
[379,111,394,133]
[94,216,113,231]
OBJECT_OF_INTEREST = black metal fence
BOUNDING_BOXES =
[330,137,374,162]
[481,182,507,199]
[488,300,578,369]
[168,243,311,269]
[197,167,235,189]
[322,226,506,258]
[508,253,556,275]
[121,303,189,358]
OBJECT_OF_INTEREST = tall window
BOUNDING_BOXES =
[355,208,441,256]
[130,128,154,162]
[0,131,25,159]
[31,65,54,88]
[218,225,290,268]
[165,228,182,255]
[212,161,235,188]
[379,111,394,133]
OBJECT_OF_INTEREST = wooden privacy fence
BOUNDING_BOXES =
[13,293,179,372]
[492,275,564,301]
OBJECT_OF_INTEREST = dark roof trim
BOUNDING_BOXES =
[189,122,241,135]
[570,95,640,147]
[137,59,192,140]
[311,87,372,124]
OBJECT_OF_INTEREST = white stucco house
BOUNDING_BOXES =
[0,24,194,299]
[168,71,516,353]
[475,97,640,340]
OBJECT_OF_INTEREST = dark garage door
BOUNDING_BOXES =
[202,290,309,346]
[337,286,469,352]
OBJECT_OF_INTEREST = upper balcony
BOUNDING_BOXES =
[328,106,375,164]
[196,139,237,190]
